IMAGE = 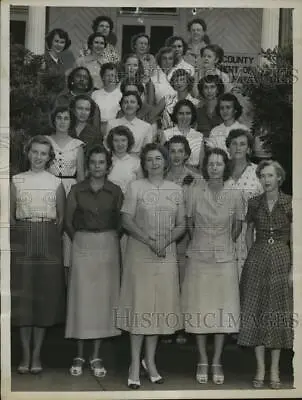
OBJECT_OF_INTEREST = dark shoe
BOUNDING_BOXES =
[141,359,164,384]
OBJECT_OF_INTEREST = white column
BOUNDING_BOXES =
[261,8,280,51]
[25,6,46,54]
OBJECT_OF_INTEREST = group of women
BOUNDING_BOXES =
[10,14,293,391]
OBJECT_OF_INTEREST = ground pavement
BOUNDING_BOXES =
[10,326,294,392]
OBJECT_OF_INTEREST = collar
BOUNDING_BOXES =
[48,51,61,64]
[121,116,138,126]
[259,190,289,207]
[77,178,116,194]
[112,153,131,162]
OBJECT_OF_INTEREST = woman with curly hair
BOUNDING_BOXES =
[165,35,195,79]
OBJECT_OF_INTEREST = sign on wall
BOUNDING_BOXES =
[222,52,260,80]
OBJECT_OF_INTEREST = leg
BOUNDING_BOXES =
[64,267,69,286]
[89,339,106,378]
[270,349,281,389]
[18,326,32,373]
[253,345,265,387]
[211,334,225,384]
[196,334,208,383]
[144,335,163,382]
[70,340,85,376]
[129,334,144,383]
[31,326,46,372]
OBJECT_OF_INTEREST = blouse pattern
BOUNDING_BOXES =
[13,170,61,220]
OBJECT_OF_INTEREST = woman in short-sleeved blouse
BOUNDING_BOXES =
[238,160,293,389]
[225,129,263,278]
[181,148,244,385]
[117,143,186,389]
[47,106,84,272]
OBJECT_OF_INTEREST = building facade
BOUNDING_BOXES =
[11,7,292,71]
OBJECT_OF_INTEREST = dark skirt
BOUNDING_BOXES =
[11,221,66,327]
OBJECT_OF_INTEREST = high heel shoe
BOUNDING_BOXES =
[141,359,164,384]
[211,364,224,385]
[196,363,208,384]
[127,367,140,389]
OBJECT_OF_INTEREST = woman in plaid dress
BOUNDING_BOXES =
[237,160,293,389]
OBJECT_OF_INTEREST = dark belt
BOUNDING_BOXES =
[56,174,76,179]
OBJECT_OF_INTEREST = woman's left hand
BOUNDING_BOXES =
[155,236,168,258]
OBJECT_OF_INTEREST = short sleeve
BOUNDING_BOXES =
[121,181,138,217]
[234,190,245,221]
[246,197,256,224]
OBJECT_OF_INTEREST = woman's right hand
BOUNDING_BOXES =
[148,237,166,258]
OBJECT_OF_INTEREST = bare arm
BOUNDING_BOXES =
[56,183,66,233]
[76,146,85,182]
[232,217,243,242]
[64,188,77,241]
[245,221,255,253]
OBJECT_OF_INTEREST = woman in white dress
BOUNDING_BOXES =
[225,129,263,278]
[182,148,244,385]
[47,106,85,278]
[117,143,186,389]
[207,93,249,154]
[161,99,204,169]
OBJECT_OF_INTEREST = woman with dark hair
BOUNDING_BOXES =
[162,99,204,168]
[165,36,195,79]
[238,160,293,389]
[46,106,85,277]
[75,33,110,89]
[160,68,199,130]
[117,143,186,389]
[225,129,263,278]
[54,67,101,131]
[70,94,102,147]
[196,75,224,137]
[65,144,123,378]
[181,147,244,385]
[39,28,72,97]
[106,91,153,157]
[79,15,120,63]
[184,18,210,71]
[207,92,248,154]
[91,63,122,135]
[107,125,143,195]
[11,135,66,374]
[200,44,232,92]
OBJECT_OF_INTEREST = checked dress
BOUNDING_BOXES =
[238,192,293,349]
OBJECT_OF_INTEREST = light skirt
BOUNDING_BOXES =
[181,258,240,334]
[117,237,182,335]
[65,231,121,339]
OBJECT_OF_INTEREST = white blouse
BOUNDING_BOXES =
[108,154,141,195]
[91,87,122,122]
[13,170,61,220]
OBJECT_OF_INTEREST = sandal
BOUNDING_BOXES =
[17,364,30,374]
[196,363,208,384]
[89,358,107,378]
[270,380,281,389]
[212,364,224,385]
[69,357,85,376]
[252,379,264,388]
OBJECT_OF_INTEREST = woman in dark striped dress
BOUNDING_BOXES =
[10,135,66,374]
[238,160,293,389]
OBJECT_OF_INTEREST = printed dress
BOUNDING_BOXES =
[116,179,185,335]
[225,163,263,278]
[238,192,293,349]
[47,136,84,267]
